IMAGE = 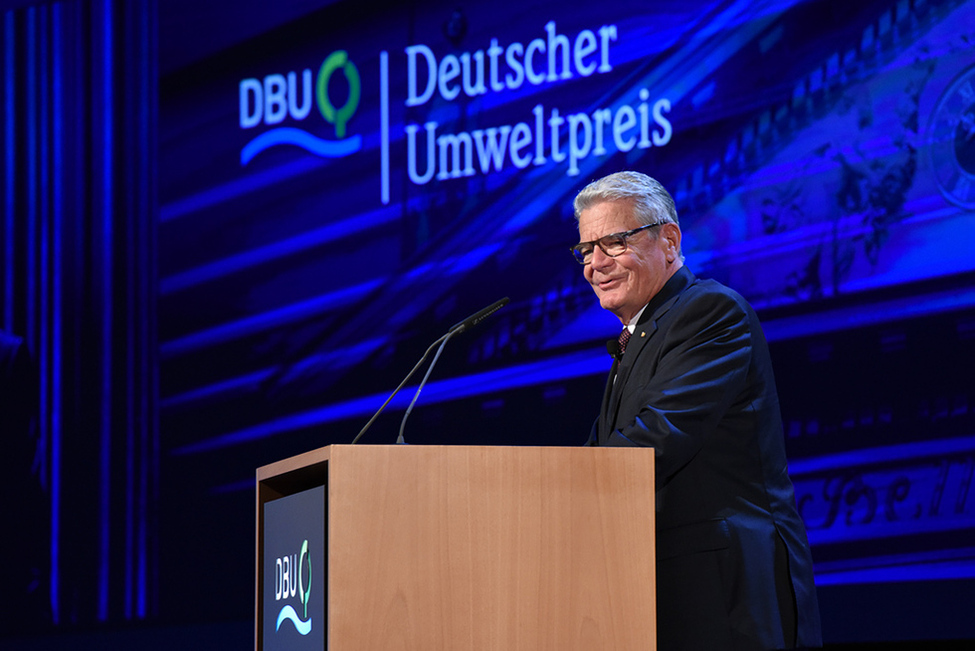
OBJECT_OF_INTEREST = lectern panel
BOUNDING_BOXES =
[256,445,655,650]
[261,485,325,651]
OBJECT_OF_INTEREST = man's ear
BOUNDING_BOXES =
[660,223,682,262]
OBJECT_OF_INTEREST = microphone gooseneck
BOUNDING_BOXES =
[350,333,448,445]
[396,330,455,444]
[351,297,510,444]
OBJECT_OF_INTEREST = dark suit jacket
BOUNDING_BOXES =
[588,267,821,650]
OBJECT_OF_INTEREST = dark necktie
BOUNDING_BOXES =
[618,327,631,356]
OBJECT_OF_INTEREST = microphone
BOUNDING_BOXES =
[606,338,620,359]
[350,297,510,444]
[447,297,509,334]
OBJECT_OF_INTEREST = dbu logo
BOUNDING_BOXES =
[239,51,362,164]
[274,539,313,636]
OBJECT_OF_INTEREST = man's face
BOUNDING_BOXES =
[577,198,680,324]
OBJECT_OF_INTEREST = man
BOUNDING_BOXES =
[573,171,821,650]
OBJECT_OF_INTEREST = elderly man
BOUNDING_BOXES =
[573,171,821,650]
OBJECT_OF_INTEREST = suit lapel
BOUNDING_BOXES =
[597,356,619,443]
[601,267,697,441]
[604,313,662,438]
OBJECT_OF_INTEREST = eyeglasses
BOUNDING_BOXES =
[570,221,667,265]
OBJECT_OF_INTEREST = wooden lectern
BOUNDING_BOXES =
[256,445,656,650]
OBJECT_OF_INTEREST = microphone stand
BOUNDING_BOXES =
[350,297,509,445]
[396,330,456,444]
[349,333,448,444]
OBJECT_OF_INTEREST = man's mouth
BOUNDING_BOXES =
[596,276,622,290]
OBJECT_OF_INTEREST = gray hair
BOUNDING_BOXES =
[573,171,679,227]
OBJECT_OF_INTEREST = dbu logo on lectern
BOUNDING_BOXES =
[274,539,313,636]
[238,51,362,164]
[263,485,323,650]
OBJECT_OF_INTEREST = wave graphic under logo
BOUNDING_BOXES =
[275,605,312,636]
[241,127,362,165]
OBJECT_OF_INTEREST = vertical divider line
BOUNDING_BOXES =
[97,0,115,623]
[3,13,15,328]
[25,8,36,358]
[381,51,389,205]
[50,1,64,625]
[137,0,153,619]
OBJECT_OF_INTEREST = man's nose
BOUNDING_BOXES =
[590,245,613,270]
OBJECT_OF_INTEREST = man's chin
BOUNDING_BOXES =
[598,295,627,320]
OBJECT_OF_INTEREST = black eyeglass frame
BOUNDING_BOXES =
[570,221,668,265]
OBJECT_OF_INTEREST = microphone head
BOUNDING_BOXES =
[606,338,620,358]
[449,297,509,335]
